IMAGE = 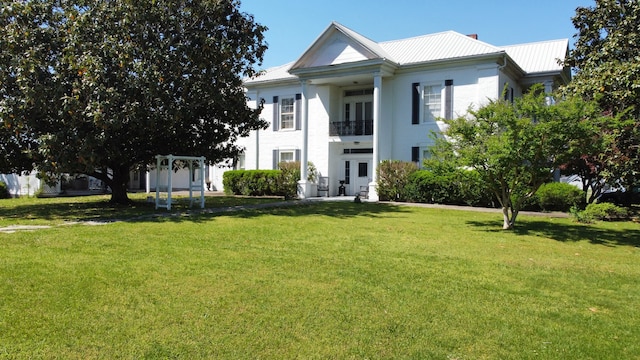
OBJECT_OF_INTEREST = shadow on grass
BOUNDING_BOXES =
[1,196,409,225]
[466,219,640,247]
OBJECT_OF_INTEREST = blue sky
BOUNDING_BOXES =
[240,0,592,70]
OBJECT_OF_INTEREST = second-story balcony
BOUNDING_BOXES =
[329,120,373,136]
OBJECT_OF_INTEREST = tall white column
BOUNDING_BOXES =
[368,73,382,201]
[297,80,312,198]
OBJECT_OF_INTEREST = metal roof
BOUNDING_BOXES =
[502,39,569,74]
[380,31,504,65]
[246,22,569,85]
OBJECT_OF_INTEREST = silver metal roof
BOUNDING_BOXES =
[246,22,569,84]
[502,39,569,74]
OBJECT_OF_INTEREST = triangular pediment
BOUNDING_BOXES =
[290,22,393,71]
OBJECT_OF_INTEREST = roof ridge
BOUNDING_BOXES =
[501,38,569,48]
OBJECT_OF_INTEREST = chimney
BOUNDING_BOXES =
[467,34,478,40]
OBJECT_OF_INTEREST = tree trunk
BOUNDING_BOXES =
[502,206,518,230]
[502,207,513,230]
[109,167,132,205]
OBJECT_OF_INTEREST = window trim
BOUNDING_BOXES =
[279,95,296,130]
[421,82,444,123]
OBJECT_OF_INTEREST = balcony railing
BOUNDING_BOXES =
[329,120,373,136]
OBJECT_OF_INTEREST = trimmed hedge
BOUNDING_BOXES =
[222,162,302,199]
[534,182,585,212]
[403,169,495,207]
[223,170,281,197]
[376,161,496,207]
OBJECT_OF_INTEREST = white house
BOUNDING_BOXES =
[212,22,570,200]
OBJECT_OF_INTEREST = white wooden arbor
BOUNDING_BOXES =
[155,154,206,210]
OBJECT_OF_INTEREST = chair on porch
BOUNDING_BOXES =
[317,176,329,197]
[359,185,369,199]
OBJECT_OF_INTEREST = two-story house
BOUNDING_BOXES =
[208,21,570,200]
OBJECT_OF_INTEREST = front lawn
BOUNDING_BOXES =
[1,197,639,359]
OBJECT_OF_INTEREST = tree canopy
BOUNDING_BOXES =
[429,87,598,229]
[562,0,640,190]
[0,0,268,203]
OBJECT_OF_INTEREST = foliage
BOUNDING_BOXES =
[222,169,281,197]
[0,181,9,199]
[1,199,640,358]
[0,0,268,204]
[534,182,585,212]
[571,202,629,223]
[431,87,596,229]
[376,160,418,201]
[222,161,315,199]
[277,161,301,200]
[404,168,496,207]
[562,0,640,191]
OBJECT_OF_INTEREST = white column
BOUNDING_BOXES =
[368,73,382,201]
[297,80,312,198]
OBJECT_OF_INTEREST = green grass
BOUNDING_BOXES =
[1,196,639,359]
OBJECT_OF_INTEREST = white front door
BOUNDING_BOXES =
[354,161,371,196]
[342,159,371,196]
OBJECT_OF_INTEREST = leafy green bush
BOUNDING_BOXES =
[0,181,9,199]
[222,162,308,199]
[376,160,418,201]
[277,161,301,200]
[222,170,281,197]
[535,182,585,212]
[571,203,629,223]
[403,169,496,207]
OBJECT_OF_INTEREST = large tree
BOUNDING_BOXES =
[562,0,640,191]
[430,87,597,230]
[0,0,268,203]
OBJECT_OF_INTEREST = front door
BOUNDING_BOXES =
[354,161,371,196]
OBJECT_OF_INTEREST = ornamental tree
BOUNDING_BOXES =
[430,87,597,230]
[562,0,640,190]
[0,0,268,204]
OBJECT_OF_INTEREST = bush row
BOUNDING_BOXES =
[376,160,496,207]
[377,161,593,212]
[222,162,302,199]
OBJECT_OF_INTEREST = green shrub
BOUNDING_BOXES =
[376,160,418,201]
[535,182,585,212]
[277,161,301,200]
[403,169,496,207]
[0,181,9,199]
[223,170,281,197]
[571,203,629,223]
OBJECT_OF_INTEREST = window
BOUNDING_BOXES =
[279,151,294,163]
[344,161,350,184]
[280,97,295,130]
[423,84,442,123]
[412,146,432,168]
[358,162,368,177]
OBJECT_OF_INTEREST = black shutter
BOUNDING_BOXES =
[295,93,302,130]
[295,149,301,162]
[411,147,420,163]
[272,96,279,131]
[273,149,279,169]
[445,80,453,120]
[412,82,420,124]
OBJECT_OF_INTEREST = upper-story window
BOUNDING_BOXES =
[272,94,300,131]
[412,80,453,125]
[280,97,295,130]
[422,84,443,123]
